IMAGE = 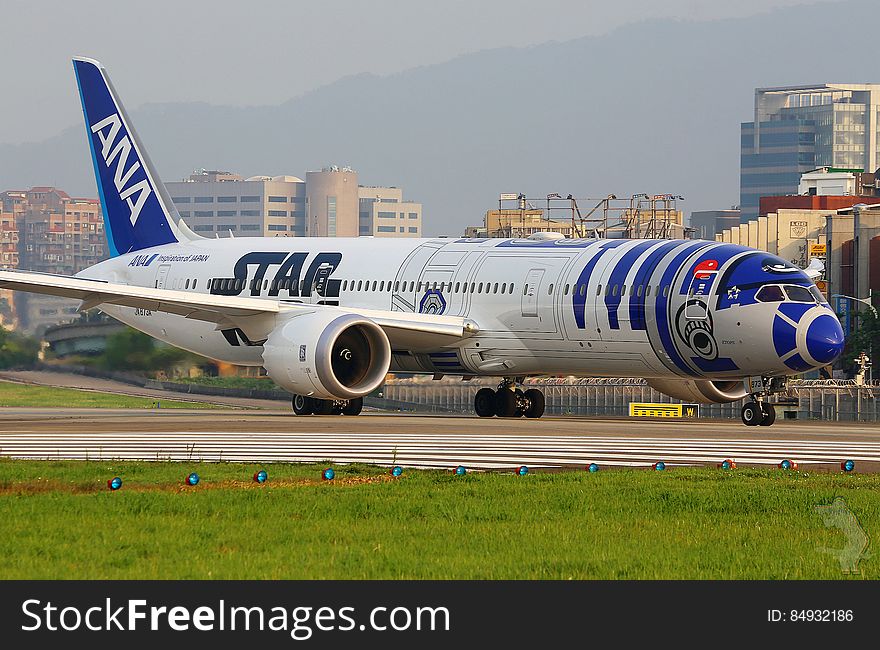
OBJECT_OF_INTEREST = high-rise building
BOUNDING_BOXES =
[740,84,880,222]
[0,187,106,333]
[165,167,422,238]
[306,166,359,237]
[166,170,307,237]
[358,186,422,237]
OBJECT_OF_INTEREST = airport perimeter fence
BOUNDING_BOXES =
[380,377,880,422]
[35,365,880,422]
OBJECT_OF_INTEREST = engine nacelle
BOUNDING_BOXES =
[262,311,391,400]
[645,378,748,404]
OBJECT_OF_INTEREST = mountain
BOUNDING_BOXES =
[0,0,870,236]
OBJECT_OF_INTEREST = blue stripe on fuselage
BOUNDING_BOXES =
[604,241,659,329]
[628,240,680,330]
[572,240,626,329]
[654,241,713,376]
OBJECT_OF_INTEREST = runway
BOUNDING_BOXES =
[0,410,878,470]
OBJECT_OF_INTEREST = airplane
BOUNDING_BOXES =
[0,58,846,427]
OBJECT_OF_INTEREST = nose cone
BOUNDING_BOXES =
[805,314,845,365]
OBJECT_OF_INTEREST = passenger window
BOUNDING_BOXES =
[379,281,385,292]
[372,281,377,291]
[357,280,363,291]
[621,285,626,296]
[193,279,198,290]
[662,286,670,298]
[491,282,497,294]
[784,285,815,303]
[185,279,190,289]
[455,282,460,293]
[564,284,570,295]
[637,285,643,297]
[645,285,650,297]
[595,284,601,296]
[547,283,554,295]
[756,285,785,302]
[612,285,618,297]
[478,282,484,293]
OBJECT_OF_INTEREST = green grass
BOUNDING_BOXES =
[0,380,218,409]
[0,459,876,579]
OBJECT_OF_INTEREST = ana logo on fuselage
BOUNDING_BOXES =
[90,113,153,226]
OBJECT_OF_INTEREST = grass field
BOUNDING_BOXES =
[0,458,876,579]
[0,380,217,409]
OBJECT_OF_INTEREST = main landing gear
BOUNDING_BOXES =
[292,394,363,416]
[474,379,545,419]
[740,376,785,427]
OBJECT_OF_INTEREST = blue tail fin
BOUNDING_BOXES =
[72,57,181,256]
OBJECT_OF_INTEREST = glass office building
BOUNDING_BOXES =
[740,84,880,222]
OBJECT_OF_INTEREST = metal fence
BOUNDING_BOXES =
[380,377,880,422]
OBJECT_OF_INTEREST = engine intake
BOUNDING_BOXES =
[645,379,748,404]
[262,311,391,400]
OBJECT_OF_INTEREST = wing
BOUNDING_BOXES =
[0,269,478,348]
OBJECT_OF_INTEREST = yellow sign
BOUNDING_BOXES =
[810,243,827,257]
[629,403,699,418]
[815,280,828,294]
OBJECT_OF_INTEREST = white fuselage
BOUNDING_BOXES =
[81,235,837,381]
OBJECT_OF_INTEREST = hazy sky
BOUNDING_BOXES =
[1,0,828,145]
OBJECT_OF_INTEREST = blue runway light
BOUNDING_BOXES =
[186,472,200,486]
[718,459,736,470]
[107,476,122,490]
[390,466,403,477]
[841,460,855,472]
[587,463,599,473]
[778,459,797,470]
[517,465,529,476]
[653,462,666,471]
[322,468,335,481]
[253,470,268,483]
[455,466,467,476]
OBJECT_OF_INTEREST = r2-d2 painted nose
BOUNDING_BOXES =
[803,313,845,365]
[773,304,845,372]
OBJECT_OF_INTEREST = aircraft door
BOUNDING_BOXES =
[684,260,717,320]
[521,268,544,317]
[154,264,171,289]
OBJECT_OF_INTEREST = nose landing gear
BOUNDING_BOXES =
[741,376,785,427]
[474,379,546,419]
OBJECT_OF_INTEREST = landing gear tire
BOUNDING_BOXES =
[474,388,496,417]
[759,402,776,427]
[741,401,763,427]
[341,397,363,416]
[494,388,519,418]
[312,399,336,416]
[292,395,313,416]
[523,388,545,418]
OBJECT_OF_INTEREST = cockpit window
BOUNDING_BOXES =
[809,285,826,303]
[783,285,815,303]
[756,285,785,302]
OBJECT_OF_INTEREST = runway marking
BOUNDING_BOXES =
[0,432,876,469]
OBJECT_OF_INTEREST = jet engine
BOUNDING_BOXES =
[262,311,391,400]
[645,379,749,404]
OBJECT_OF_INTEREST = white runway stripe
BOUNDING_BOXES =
[0,431,876,469]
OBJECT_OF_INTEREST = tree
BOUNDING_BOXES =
[842,294,880,372]
[99,328,188,373]
[0,327,39,369]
